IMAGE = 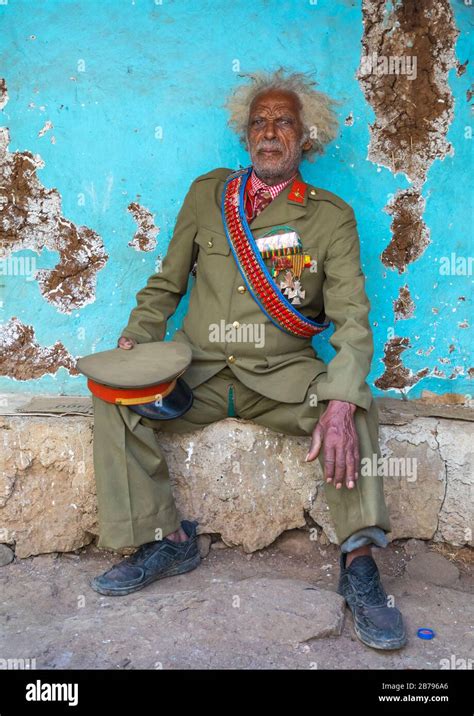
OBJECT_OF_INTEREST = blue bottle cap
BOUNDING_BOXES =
[417,628,435,640]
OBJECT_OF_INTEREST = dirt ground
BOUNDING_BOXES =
[1,536,472,670]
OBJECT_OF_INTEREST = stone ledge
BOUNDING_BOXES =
[0,396,473,557]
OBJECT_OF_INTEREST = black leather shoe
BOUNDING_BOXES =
[89,520,201,596]
[337,553,407,650]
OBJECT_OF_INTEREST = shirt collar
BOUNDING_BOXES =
[248,167,297,199]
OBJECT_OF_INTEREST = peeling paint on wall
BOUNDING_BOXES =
[358,0,459,188]
[127,203,159,252]
[0,0,470,398]
[393,284,415,321]
[37,120,53,139]
[0,79,8,111]
[375,337,429,392]
[381,189,430,273]
[0,317,78,380]
[358,0,467,394]
[0,80,108,315]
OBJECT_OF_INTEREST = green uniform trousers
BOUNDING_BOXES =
[91,366,391,550]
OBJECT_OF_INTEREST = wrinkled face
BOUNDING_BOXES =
[246,89,312,184]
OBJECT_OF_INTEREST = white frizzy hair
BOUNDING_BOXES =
[225,67,341,160]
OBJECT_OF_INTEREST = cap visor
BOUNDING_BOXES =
[127,378,193,420]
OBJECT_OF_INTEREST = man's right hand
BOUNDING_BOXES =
[117,336,137,350]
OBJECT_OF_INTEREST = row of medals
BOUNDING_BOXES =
[260,244,312,306]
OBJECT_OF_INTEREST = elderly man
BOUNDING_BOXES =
[89,69,406,651]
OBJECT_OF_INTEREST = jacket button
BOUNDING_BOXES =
[228,355,236,363]
[207,240,213,247]
[232,321,240,329]
[237,285,246,293]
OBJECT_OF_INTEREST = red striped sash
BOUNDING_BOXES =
[221,167,329,339]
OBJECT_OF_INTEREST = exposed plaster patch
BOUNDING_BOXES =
[420,390,470,406]
[456,59,468,78]
[359,1,461,390]
[0,79,8,110]
[381,188,430,273]
[38,120,53,138]
[0,80,108,314]
[375,337,429,392]
[446,366,465,380]
[127,202,159,252]
[358,0,458,187]
[0,317,78,380]
[393,283,415,320]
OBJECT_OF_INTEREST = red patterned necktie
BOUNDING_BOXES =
[249,187,272,221]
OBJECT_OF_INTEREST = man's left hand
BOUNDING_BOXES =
[305,400,360,490]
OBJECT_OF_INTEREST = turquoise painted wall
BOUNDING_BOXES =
[0,0,472,399]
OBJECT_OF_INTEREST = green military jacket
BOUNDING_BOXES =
[120,167,375,411]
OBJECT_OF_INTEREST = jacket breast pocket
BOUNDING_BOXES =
[194,227,231,256]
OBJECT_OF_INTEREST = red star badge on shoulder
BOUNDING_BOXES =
[287,179,307,204]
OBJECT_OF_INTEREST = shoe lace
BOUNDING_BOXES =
[351,571,387,606]
[127,540,170,564]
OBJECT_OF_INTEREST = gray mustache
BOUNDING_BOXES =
[257,143,283,151]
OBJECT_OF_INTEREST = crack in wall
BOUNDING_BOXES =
[432,419,450,541]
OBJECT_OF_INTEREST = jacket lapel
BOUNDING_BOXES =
[248,169,308,231]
